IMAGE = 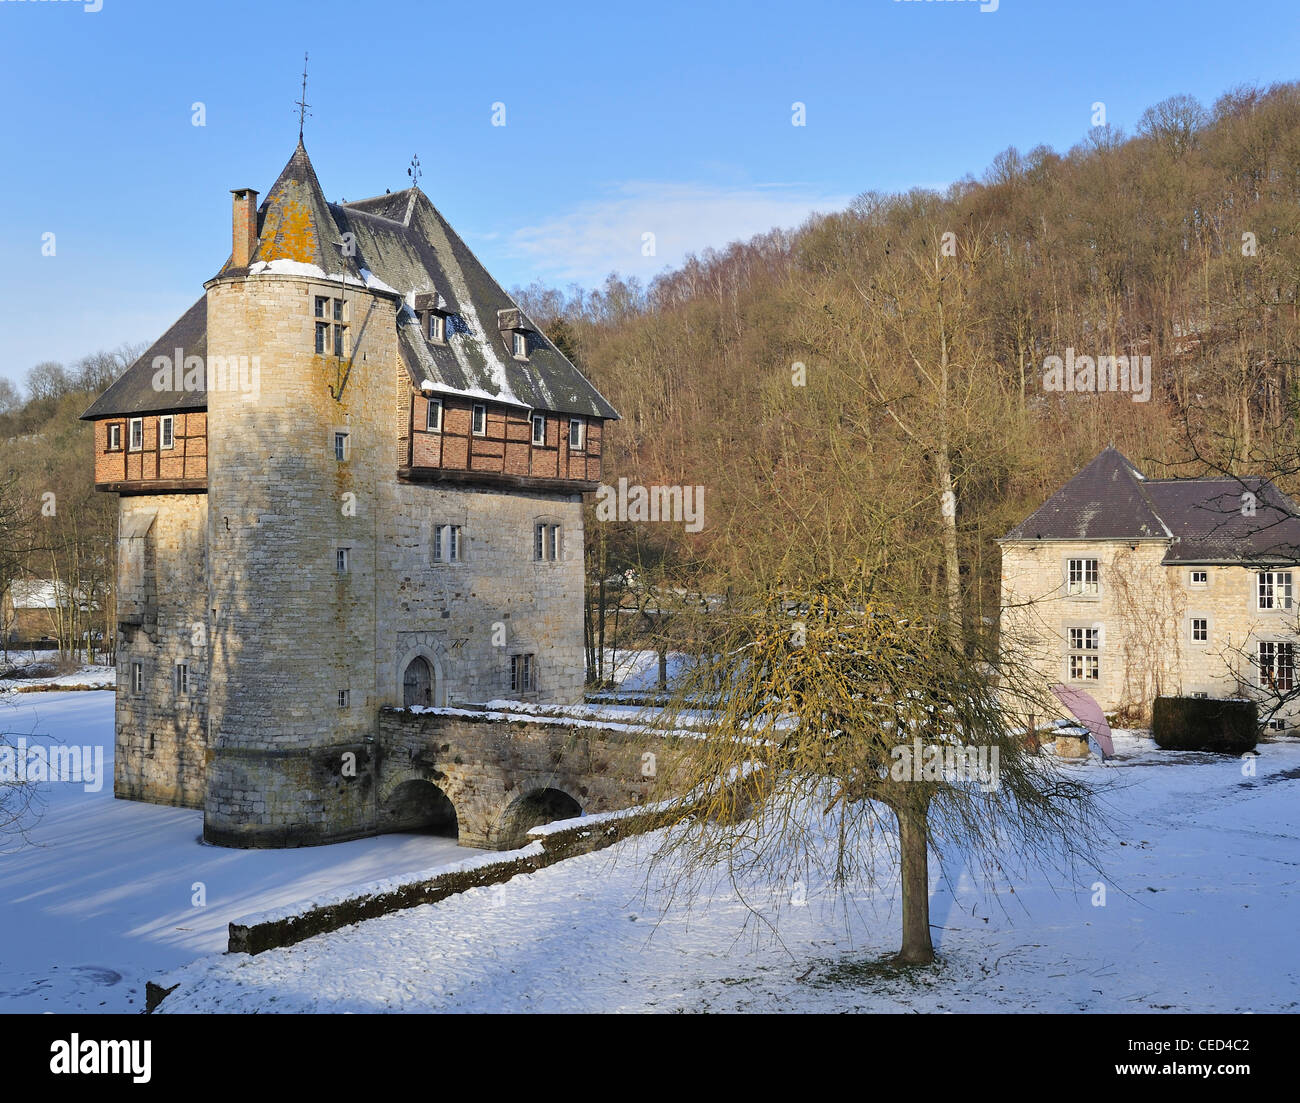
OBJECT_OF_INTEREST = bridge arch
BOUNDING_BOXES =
[379,778,459,839]
[495,787,583,849]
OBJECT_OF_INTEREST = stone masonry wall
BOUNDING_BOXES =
[1001,539,1300,721]
[114,493,209,807]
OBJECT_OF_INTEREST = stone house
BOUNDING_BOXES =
[999,446,1300,726]
[80,140,618,846]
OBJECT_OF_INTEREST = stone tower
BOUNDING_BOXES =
[83,140,618,847]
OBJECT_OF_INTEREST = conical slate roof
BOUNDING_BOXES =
[84,142,617,421]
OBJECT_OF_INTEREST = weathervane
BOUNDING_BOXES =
[407,153,421,190]
[295,52,311,142]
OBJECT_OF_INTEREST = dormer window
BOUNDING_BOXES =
[428,312,445,343]
[512,331,527,359]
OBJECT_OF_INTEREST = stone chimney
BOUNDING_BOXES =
[231,188,259,268]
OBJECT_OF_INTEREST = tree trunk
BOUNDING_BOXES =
[895,800,935,965]
[934,447,963,653]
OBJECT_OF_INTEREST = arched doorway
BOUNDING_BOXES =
[495,788,583,849]
[403,655,433,708]
[380,779,458,838]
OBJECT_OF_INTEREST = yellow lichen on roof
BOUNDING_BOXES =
[260,197,319,263]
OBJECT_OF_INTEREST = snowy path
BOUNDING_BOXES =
[0,692,481,1013]
[157,730,1300,1014]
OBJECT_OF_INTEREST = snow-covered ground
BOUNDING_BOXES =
[0,650,115,690]
[0,692,481,1013]
[155,729,1300,1014]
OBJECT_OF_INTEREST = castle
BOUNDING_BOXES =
[81,140,618,847]
[1000,446,1300,725]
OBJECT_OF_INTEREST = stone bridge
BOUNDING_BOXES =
[375,707,673,848]
[201,704,686,850]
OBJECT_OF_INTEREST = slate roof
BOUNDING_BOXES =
[1001,446,1300,565]
[83,141,617,422]
[80,297,207,419]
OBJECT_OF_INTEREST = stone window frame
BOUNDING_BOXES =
[128,417,143,452]
[1062,555,1101,600]
[312,288,349,358]
[335,545,352,575]
[106,422,122,452]
[131,661,144,695]
[430,522,466,565]
[331,425,351,462]
[510,651,538,694]
[1188,568,1209,589]
[1256,570,1294,613]
[338,688,351,709]
[175,662,189,695]
[1187,613,1212,646]
[1257,637,1296,692]
[1064,621,1102,683]
[159,415,175,450]
[532,517,563,563]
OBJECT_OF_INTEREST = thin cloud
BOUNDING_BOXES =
[505,180,854,283]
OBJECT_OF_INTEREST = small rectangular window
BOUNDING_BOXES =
[337,547,350,574]
[315,295,329,318]
[315,322,329,355]
[131,661,143,694]
[512,331,527,358]
[159,415,175,450]
[338,689,350,708]
[531,413,546,446]
[1190,570,1208,587]
[569,417,585,452]
[333,324,345,357]
[427,398,443,432]
[313,295,347,357]
[1191,618,1208,643]
[128,418,143,452]
[511,653,536,692]
[432,524,462,563]
[535,523,545,561]
[1066,558,1099,597]
[334,431,349,462]
[428,313,444,342]
[175,663,189,695]
[548,524,560,561]
[472,404,487,436]
[107,424,122,451]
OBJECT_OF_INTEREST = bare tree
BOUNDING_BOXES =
[650,571,1103,965]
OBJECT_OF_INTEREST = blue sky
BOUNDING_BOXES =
[1,0,1299,385]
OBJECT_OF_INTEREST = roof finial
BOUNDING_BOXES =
[295,52,311,143]
[407,153,422,191]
